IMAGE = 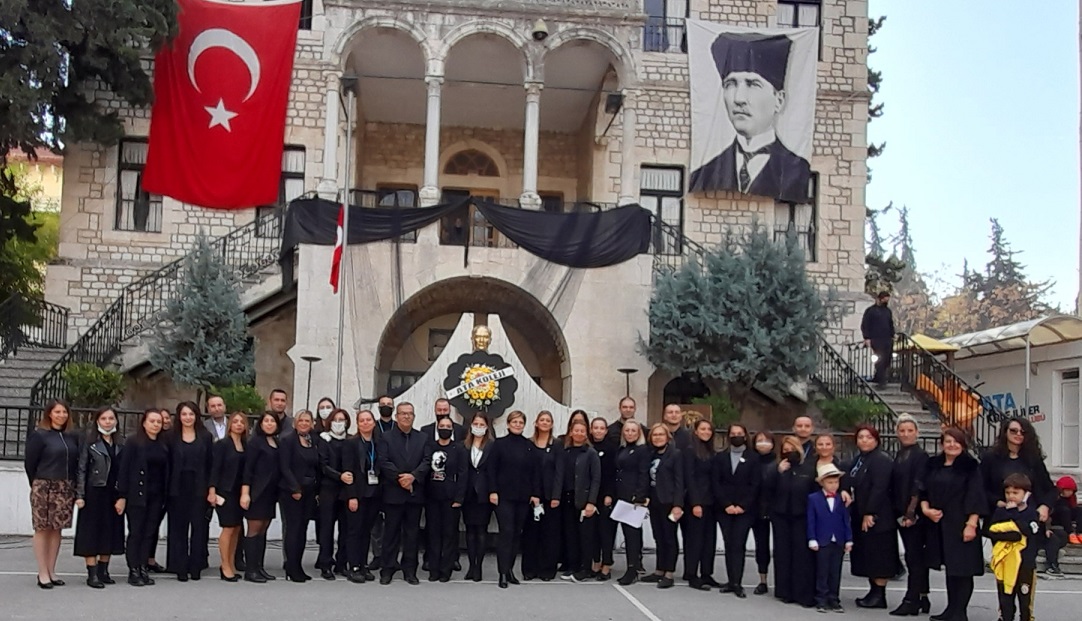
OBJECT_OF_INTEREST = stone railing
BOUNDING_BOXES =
[334,0,642,16]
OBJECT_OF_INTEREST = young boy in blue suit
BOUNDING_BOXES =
[808,463,853,613]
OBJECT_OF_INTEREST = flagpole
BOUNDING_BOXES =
[335,76,357,407]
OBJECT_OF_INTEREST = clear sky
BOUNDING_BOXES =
[866,0,1080,310]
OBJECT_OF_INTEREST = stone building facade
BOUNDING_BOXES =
[45,0,869,422]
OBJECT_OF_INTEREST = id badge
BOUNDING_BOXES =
[367,471,379,485]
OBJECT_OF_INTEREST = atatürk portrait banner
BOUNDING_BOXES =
[687,21,818,203]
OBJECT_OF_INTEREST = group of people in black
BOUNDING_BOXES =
[22,389,1070,621]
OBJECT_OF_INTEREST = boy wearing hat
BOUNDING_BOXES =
[807,463,853,613]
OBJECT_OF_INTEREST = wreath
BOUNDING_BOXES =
[444,351,517,419]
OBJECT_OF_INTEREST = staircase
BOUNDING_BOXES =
[1038,543,1082,576]
[0,295,70,406]
[872,382,944,438]
[0,347,67,404]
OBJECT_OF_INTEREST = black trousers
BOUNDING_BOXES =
[772,513,816,606]
[649,502,678,573]
[346,498,381,570]
[148,504,166,560]
[425,500,460,578]
[815,543,844,608]
[165,480,210,574]
[718,511,754,588]
[125,496,164,571]
[1045,526,1068,569]
[899,523,929,601]
[316,488,347,571]
[621,521,644,572]
[752,516,771,575]
[522,501,560,579]
[684,504,717,580]
[495,500,530,575]
[559,491,596,574]
[381,503,423,577]
[679,512,692,577]
[280,487,316,575]
[872,339,893,384]
[944,575,975,620]
[593,501,617,567]
[997,568,1035,621]
[465,524,488,574]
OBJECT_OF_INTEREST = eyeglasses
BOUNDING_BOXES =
[1008,427,1025,435]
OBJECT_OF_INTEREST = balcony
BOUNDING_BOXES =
[334,0,642,17]
[643,17,687,54]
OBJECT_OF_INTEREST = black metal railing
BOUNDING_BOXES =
[0,294,70,361]
[649,216,694,269]
[0,405,146,460]
[812,332,899,440]
[30,211,284,405]
[643,17,687,54]
[844,333,1001,450]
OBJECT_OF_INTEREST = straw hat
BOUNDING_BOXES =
[816,463,844,483]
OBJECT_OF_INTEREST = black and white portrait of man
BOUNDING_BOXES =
[687,22,818,203]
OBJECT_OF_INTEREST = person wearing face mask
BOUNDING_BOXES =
[419,398,465,574]
[643,423,684,589]
[712,423,761,598]
[165,401,214,582]
[316,408,354,580]
[426,417,467,582]
[750,431,777,596]
[315,397,337,432]
[279,410,322,582]
[375,395,396,434]
[74,406,125,588]
[342,410,382,582]
[461,413,495,581]
[369,395,395,570]
[770,435,817,608]
[589,417,618,581]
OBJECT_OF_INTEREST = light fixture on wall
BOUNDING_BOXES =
[617,367,639,397]
[531,19,549,41]
[605,93,624,114]
[301,355,322,411]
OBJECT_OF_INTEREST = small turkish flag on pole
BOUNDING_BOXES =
[330,204,344,293]
[142,0,302,209]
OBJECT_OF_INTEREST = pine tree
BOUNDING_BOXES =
[888,206,935,335]
[642,225,826,409]
[864,202,904,295]
[971,219,1053,328]
[866,16,887,171]
[149,232,254,395]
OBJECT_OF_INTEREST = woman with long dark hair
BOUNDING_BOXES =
[279,410,320,582]
[751,430,776,595]
[713,422,761,598]
[980,417,1056,522]
[890,414,931,616]
[557,418,601,582]
[770,435,817,608]
[74,406,125,588]
[522,410,561,581]
[166,401,214,582]
[343,409,381,582]
[921,427,986,621]
[146,407,172,575]
[316,408,352,580]
[683,419,718,591]
[24,399,78,589]
[461,412,494,582]
[240,412,281,583]
[117,409,169,587]
[209,411,248,582]
[488,410,541,588]
[847,424,899,609]
[589,416,618,581]
[315,397,336,432]
[643,423,684,589]
[615,420,650,585]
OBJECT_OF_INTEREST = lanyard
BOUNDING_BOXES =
[367,439,375,470]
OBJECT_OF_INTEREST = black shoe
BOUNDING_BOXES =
[189,570,201,581]
[498,574,509,589]
[139,567,155,586]
[403,574,419,585]
[368,559,381,571]
[734,586,747,598]
[347,570,366,584]
[641,573,662,583]
[595,572,611,582]
[321,568,336,581]
[235,559,247,572]
[428,572,439,582]
[702,577,722,588]
[379,573,393,585]
[472,567,483,583]
[50,578,65,586]
[658,577,674,589]
[919,597,931,614]
[890,601,921,616]
[754,583,769,595]
[37,577,54,589]
[719,583,735,593]
[259,568,276,581]
[453,561,462,571]
[507,572,520,585]
[523,572,538,581]
[244,570,267,584]
[929,612,952,621]
[688,578,709,591]
[857,587,888,609]
[126,570,143,587]
[286,571,307,582]
[86,566,104,589]
[146,562,165,574]
[98,562,115,585]
[422,561,429,572]
[618,570,638,585]
[176,573,189,583]
[220,569,240,582]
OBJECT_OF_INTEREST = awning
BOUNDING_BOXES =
[907,334,959,354]
[942,315,1082,359]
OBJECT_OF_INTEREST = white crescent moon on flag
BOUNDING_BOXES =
[187,28,261,102]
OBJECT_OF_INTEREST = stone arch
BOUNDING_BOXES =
[439,139,510,180]
[541,27,637,88]
[439,20,533,81]
[332,15,436,70]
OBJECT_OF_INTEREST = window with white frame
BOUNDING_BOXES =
[256,146,305,238]
[777,0,821,27]
[773,172,818,261]
[640,166,684,256]
[1061,369,1080,467]
[115,140,163,233]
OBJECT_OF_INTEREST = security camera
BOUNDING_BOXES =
[531,19,549,42]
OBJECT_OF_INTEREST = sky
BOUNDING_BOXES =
[866,0,1080,310]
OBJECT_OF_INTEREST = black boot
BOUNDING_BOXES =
[98,561,115,585]
[86,566,104,589]
[919,596,931,614]
[498,573,509,589]
[857,584,888,609]
[139,566,155,586]
[889,600,921,616]
[617,569,638,585]
[235,544,247,572]
[127,568,144,587]
[257,534,276,581]
[244,538,266,583]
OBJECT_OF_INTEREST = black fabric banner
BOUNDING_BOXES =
[279,196,653,281]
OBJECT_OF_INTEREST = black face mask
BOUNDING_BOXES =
[787,451,801,465]
[729,436,746,447]
[437,428,453,440]
[378,405,393,418]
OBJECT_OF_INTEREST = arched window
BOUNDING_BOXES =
[443,149,499,177]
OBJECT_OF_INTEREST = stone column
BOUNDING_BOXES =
[316,77,341,200]
[419,75,444,207]
[618,89,638,206]
[519,81,543,209]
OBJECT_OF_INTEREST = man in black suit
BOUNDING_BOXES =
[419,398,466,445]
[861,291,896,387]
[377,402,432,585]
[689,32,812,203]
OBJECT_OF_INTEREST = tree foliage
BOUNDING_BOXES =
[0,163,60,299]
[150,233,254,394]
[867,16,887,167]
[642,225,828,409]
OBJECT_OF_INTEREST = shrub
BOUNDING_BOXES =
[816,396,888,431]
[691,393,741,428]
[212,384,265,415]
[62,362,125,407]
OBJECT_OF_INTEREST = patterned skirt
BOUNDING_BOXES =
[30,479,75,531]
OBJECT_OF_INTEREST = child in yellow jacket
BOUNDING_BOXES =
[984,474,1043,621]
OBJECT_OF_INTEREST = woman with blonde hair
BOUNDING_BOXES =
[522,410,561,581]
[770,434,817,607]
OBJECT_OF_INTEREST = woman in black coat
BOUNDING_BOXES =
[460,413,494,582]
[712,422,761,598]
[24,399,79,590]
[279,410,321,582]
[557,419,601,582]
[751,430,777,596]
[684,419,718,591]
[890,414,932,616]
[488,410,541,589]
[426,416,467,582]
[921,427,986,621]
[74,407,125,588]
[980,417,1056,522]
[240,412,281,583]
[521,410,561,581]
[208,412,247,582]
[770,435,817,608]
[614,420,651,585]
[342,409,381,583]
[117,409,170,587]
[643,423,684,589]
[166,401,214,582]
[589,417,619,580]
[316,408,352,580]
[847,424,900,609]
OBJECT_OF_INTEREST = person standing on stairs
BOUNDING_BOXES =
[861,291,895,388]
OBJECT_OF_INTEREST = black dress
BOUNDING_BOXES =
[244,436,280,520]
[921,453,986,577]
[210,438,246,527]
[847,448,900,579]
[74,439,124,557]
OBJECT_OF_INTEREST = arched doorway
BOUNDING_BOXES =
[663,373,711,405]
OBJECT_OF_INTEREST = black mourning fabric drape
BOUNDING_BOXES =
[278,197,653,286]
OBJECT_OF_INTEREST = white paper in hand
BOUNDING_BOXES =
[611,500,649,528]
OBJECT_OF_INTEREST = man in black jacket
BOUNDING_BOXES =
[377,402,432,585]
[861,291,895,387]
[419,398,465,445]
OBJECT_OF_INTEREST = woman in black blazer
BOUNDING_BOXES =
[240,412,281,583]
[426,416,467,582]
[750,430,777,596]
[614,420,651,585]
[557,419,601,582]
[74,406,124,589]
[712,422,762,598]
[890,414,932,616]
[279,410,320,582]
[316,408,352,580]
[24,399,79,590]
[521,410,561,581]
[209,412,248,582]
[461,413,494,582]
[589,417,619,581]
[684,419,718,591]
[488,410,541,588]
[770,435,817,608]
[643,423,684,589]
[343,409,382,583]
[166,401,214,582]
[847,424,900,609]
[117,409,170,587]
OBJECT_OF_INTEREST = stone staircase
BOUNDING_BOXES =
[1038,542,1082,576]
[0,346,66,405]
[872,382,942,438]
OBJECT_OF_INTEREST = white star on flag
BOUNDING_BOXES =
[205,98,238,131]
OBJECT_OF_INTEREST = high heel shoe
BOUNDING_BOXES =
[890,600,921,616]
[219,569,239,582]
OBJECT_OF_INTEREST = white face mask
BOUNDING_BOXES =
[755,441,773,450]
[318,407,333,419]
[330,421,347,435]
[471,425,487,437]
[97,425,115,436]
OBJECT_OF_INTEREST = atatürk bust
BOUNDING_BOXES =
[471,325,491,352]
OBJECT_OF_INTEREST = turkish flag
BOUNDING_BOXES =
[142,0,302,209]
[330,204,344,293]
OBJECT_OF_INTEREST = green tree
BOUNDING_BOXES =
[150,233,254,398]
[968,218,1053,328]
[864,202,905,296]
[867,16,887,171]
[889,206,935,335]
[642,225,827,410]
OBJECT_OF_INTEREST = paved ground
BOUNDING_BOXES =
[0,537,1078,621]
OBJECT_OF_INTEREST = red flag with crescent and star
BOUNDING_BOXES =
[330,203,344,293]
[142,0,302,209]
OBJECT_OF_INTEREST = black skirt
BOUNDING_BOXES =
[850,528,901,578]
[247,488,277,521]
[462,497,493,527]
[217,491,244,527]
[73,485,125,557]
